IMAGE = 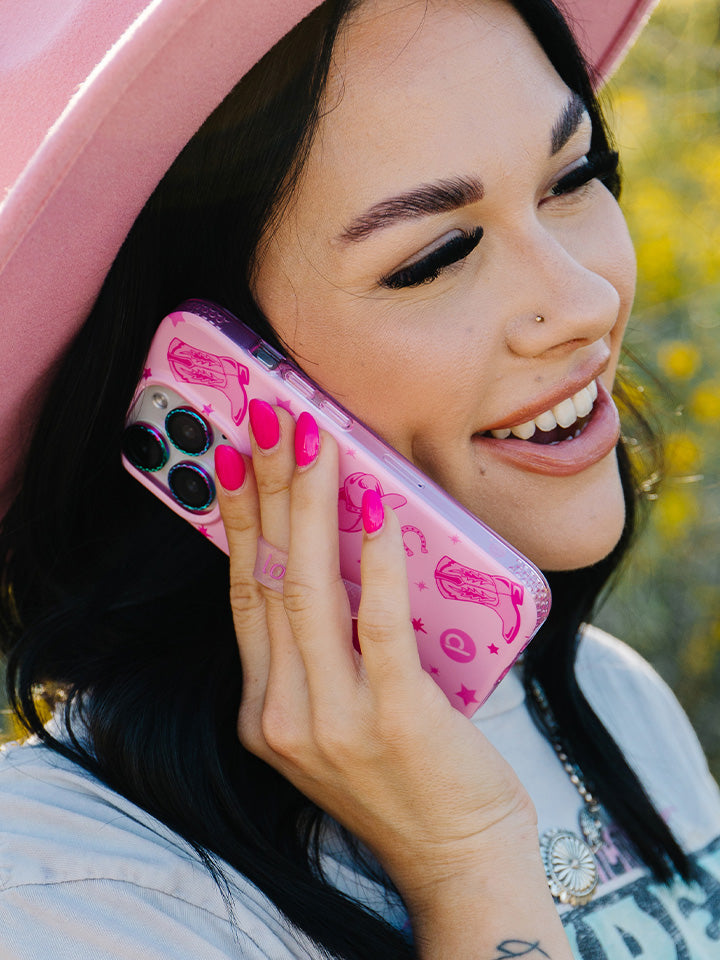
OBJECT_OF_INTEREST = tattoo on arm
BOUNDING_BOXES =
[491,941,551,960]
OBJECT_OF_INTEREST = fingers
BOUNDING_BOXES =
[244,402,310,717]
[356,495,428,701]
[284,420,357,705]
[213,444,271,718]
[246,400,294,554]
[214,400,304,734]
[216,401,434,748]
[216,402,343,753]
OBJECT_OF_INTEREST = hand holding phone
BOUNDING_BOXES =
[122,300,550,715]
[213,411,546,937]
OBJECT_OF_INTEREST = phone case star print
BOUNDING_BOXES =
[123,300,551,716]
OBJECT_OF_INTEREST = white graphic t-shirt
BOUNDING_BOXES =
[322,627,720,959]
[1,626,718,958]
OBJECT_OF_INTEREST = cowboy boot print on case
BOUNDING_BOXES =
[167,337,250,425]
[434,556,524,643]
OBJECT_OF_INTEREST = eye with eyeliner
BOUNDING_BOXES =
[549,148,619,197]
[380,226,484,290]
[377,148,617,291]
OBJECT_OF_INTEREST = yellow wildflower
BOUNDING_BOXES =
[664,432,703,475]
[654,486,699,540]
[689,380,720,422]
[657,340,701,380]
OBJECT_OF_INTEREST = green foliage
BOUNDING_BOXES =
[596,0,720,781]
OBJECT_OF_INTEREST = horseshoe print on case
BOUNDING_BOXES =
[167,337,250,425]
[401,524,429,557]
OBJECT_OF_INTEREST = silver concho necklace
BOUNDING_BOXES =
[530,679,605,907]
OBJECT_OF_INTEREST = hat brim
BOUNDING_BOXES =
[0,0,658,514]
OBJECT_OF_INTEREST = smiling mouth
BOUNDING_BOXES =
[481,379,598,445]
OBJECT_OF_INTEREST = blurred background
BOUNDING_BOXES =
[2,0,719,783]
[596,0,720,780]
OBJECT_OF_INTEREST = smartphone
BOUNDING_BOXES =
[122,300,550,716]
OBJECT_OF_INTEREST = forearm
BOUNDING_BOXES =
[405,837,573,960]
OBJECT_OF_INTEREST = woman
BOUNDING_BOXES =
[1,0,719,957]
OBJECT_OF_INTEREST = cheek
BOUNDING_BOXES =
[306,337,449,453]
[598,202,637,335]
[257,266,471,447]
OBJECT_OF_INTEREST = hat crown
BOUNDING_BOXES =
[0,1,150,202]
[0,0,659,517]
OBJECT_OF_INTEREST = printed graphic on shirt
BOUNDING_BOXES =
[562,836,720,959]
[595,821,644,883]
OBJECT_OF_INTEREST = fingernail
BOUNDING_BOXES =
[362,489,384,534]
[214,445,246,491]
[294,412,320,468]
[249,399,280,450]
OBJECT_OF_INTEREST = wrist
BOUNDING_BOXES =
[406,842,572,960]
[402,827,542,916]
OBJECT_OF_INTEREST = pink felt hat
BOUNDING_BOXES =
[0,0,658,517]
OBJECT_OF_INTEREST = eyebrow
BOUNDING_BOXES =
[337,176,484,243]
[550,92,589,156]
[337,94,590,244]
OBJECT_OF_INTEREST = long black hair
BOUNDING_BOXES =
[0,1,690,957]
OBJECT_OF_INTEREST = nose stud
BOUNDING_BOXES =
[535,315,545,323]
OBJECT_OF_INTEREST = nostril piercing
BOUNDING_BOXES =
[535,315,545,323]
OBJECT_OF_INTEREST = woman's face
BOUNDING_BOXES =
[252,0,636,570]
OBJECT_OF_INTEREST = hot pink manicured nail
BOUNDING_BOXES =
[214,445,246,491]
[294,412,320,467]
[249,399,280,450]
[362,489,384,534]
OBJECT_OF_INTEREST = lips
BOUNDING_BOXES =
[472,379,620,477]
[486,379,598,444]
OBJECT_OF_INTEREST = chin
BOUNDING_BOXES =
[530,500,627,572]
[512,459,628,572]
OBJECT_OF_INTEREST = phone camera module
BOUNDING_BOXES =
[168,463,215,511]
[165,407,212,455]
[122,423,169,472]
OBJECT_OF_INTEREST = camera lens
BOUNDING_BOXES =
[168,463,215,511]
[165,407,212,455]
[122,423,169,472]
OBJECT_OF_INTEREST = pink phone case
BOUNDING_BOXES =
[123,300,550,716]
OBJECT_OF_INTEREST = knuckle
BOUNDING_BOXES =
[280,576,316,618]
[260,703,305,758]
[221,503,258,538]
[256,471,292,500]
[228,575,263,618]
[237,703,267,757]
[313,729,350,764]
[358,605,403,643]
[311,712,365,763]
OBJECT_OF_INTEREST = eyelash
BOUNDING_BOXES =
[379,149,619,291]
[550,148,619,197]
[380,227,484,290]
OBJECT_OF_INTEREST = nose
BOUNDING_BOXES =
[503,226,621,358]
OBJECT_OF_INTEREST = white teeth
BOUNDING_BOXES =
[488,379,599,441]
[572,387,593,418]
[534,410,557,432]
[510,420,536,440]
[552,397,577,429]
